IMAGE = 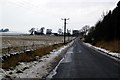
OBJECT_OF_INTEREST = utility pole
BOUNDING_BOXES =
[61,18,69,44]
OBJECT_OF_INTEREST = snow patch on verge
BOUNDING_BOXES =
[46,57,64,79]
[84,43,120,61]
[46,44,74,79]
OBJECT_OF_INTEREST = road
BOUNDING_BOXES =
[49,38,120,79]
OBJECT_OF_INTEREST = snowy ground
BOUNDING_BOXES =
[0,41,73,79]
[84,43,120,61]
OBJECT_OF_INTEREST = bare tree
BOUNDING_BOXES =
[29,28,35,35]
[80,25,90,37]
[40,27,45,35]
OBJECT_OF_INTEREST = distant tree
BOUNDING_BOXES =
[29,28,35,35]
[85,26,95,44]
[3,28,9,32]
[0,29,4,32]
[0,28,9,32]
[72,30,80,37]
[40,27,45,35]
[80,25,90,38]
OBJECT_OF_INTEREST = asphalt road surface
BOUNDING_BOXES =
[50,38,120,79]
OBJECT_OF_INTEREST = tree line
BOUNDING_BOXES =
[29,27,72,36]
[84,1,120,44]
[0,28,9,32]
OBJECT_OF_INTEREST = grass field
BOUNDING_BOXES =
[1,35,64,48]
[1,35,71,54]
[1,35,73,69]
[2,43,64,69]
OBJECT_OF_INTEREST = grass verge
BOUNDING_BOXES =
[95,40,120,53]
[2,43,64,70]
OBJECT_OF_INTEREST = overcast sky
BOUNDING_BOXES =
[0,0,119,33]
